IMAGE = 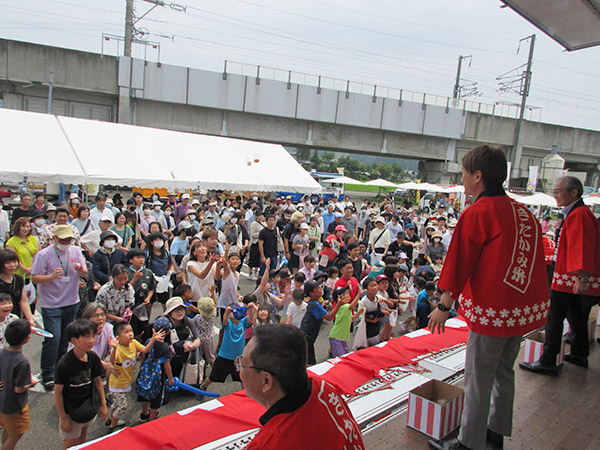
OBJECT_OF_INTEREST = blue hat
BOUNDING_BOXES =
[232,306,247,321]
[153,317,172,332]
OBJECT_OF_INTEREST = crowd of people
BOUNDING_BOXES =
[0,158,594,449]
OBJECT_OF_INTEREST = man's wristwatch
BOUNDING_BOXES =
[437,303,451,312]
[578,277,590,283]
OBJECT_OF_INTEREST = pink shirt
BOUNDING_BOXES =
[31,244,85,308]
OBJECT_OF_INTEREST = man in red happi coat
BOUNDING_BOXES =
[428,145,549,450]
[240,324,364,450]
[521,175,600,373]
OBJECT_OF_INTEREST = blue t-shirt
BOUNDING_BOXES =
[322,212,335,234]
[417,289,431,307]
[170,237,189,256]
[300,299,327,342]
[218,316,249,360]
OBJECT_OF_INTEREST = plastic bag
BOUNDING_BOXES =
[154,274,172,294]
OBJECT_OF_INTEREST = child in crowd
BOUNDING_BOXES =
[329,287,364,357]
[192,285,218,369]
[199,302,257,392]
[300,279,345,365]
[0,319,37,450]
[292,223,310,273]
[173,283,196,316]
[0,293,18,350]
[268,269,282,297]
[137,317,175,423]
[357,278,392,348]
[293,272,306,290]
[376,275,397,342]
[55,319,108,449]
[107,322,165,432]
[257,307,275,326]
[325,266,339,290]
[126,249,156,338]
[242,293,257,343]
[416,281,437,329]
[432,256,444,275]
[285,288,307,328]
[298,255,316,282]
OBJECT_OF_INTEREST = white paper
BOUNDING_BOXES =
[307,361,334,376]
[405,329,432,338]
[445,318,468,328]
[177,399,224,416]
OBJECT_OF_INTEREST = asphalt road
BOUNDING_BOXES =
[19,268,340,450]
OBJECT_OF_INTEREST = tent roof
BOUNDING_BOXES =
[363,178,398,187]
[322,176,364,185]
[0,109,321,193]
[0,109,86,184]
[515,192,557,207]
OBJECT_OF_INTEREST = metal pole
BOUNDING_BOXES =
[125,0,134,57]
[510,34,536,185]
[47,72,54,114]
[453,56,464,99]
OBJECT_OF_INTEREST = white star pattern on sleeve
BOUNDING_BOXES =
[492,318,503,327]
[500,309,509,318]
[506,318,516,327]
[479,316,489,326]
[485,307,496,317]
[474,305,483,315]
[512,307,521,316]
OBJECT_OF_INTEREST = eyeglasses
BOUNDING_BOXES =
[234,356,277,376]
[551,189,566,195]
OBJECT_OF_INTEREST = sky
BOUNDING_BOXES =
[1,0,599,131]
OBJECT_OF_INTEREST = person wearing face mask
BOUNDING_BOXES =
[29,210,47,237]
[174,194,194,225]
[146,233,173,312]
[150,200,167,228]
[162,205,175,235]
[139,204,157,240]
[68,193,81,219]
[187,210,200,232]
[123,198,141,247]
[425,230,446,265]
[31,225,88,391]
[91,231,127,285]
[442,219,457,249]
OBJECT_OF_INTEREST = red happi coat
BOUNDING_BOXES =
[438,193,549,337]
[551,200,600,295]
[245,378,365,450]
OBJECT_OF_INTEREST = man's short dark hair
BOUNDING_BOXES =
[462,145,507,189]
[425,281,436,292]
[294,272,306,283]
[413,276,427,290]
[55,207,69,216]
[127,248,145,260]
[4,319,31,347]
[66,319,97,341]
[347,241,359,252]
[132,192,143,199]
[126,198,136,206]
[95,193,107,202]
[265,214,276,221]
[337,258,352,269]
[251,324,308,395]
[174,284,192,297]
[558,176,583,199]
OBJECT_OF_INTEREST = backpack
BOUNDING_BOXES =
[136,346,169,401]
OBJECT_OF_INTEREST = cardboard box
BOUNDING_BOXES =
[407,379,464,440]
[523,331,564,366]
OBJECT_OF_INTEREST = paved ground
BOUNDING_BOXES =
[18,268,343,450]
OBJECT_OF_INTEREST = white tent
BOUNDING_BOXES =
[0,109,86,184]
[515,192,557,207]
[363,178,398,188]
[322,176,364,185]
[584,196,600,206]
[0,109,321,193]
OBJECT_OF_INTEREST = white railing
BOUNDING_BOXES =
[224,60,542,122]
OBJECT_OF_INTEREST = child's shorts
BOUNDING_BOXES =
[329,338,349,358]
[0,404,30,437]
[58,414,96,440]
[110,392,128,419]
[137,391,165,410]
[209,356,240,383]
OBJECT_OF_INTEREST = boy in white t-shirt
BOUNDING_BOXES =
[285,289,307,328]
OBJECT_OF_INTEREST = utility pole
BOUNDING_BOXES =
[453,55,471,99]
[46,72,54,114]
[124,0,134,57]
[510,34,536,185]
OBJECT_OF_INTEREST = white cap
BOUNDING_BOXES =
[191,198,200,205]
[181,193,190,200]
